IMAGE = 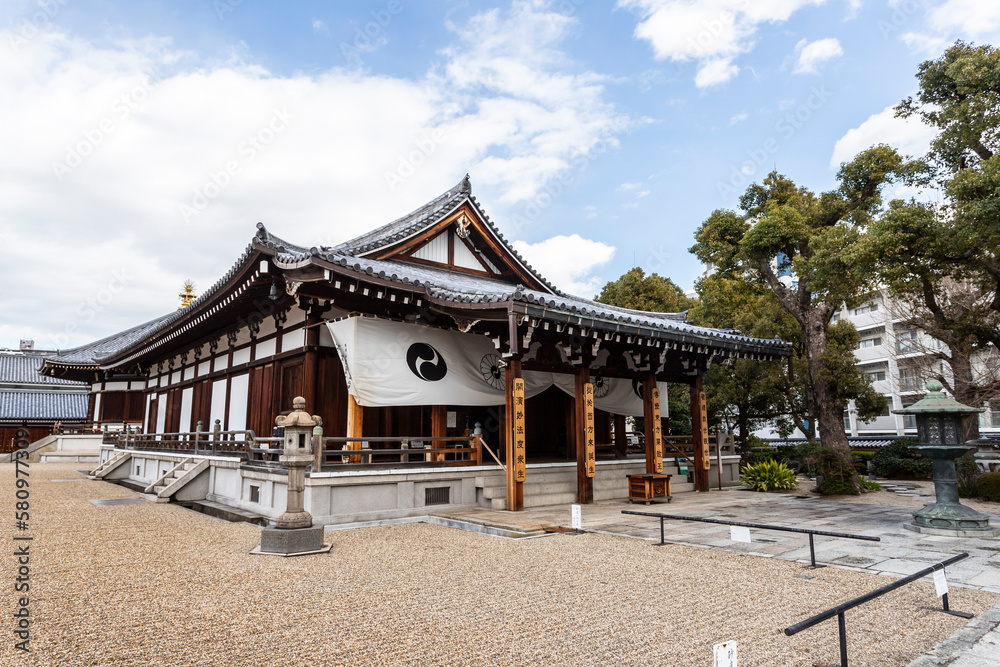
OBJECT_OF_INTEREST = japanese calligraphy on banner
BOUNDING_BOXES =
[698,388,711,470]
[513,378,526,483]
[584,383,596,478]
[651,386,663,474]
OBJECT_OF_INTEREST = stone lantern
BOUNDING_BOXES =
[893,380,997,537]
[254,396,331,556]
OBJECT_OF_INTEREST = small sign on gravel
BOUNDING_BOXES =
[713,640,738,667]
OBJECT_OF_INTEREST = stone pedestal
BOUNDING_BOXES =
[252,526,331,557]
[904,448,998,538]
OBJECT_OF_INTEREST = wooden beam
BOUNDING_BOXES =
[643,375,663,474]
[690,376,711,492]
[347,394,364,463]
[431,405,447,462]
[504,358,524,511]
[575,368,594,504]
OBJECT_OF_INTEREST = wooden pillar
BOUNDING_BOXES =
[302,314,320,413]
[575,368,594,504]
[431,405,447,462]
[504,359,524,511]
[347,394,363,462]
[690,376,711,492]
[642,375,663,474]
[613,414,627,459]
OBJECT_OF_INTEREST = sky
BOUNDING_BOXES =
[1,0,998,351]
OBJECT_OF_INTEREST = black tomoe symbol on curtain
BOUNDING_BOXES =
[631,379,644,399]
[407,343,448,381]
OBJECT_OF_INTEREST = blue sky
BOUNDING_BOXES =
[1,0,996,350]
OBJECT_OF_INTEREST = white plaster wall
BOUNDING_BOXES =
[285,307,306,326]
[105,381,129,391]
[197,361,211,377]
[281,329,305,351]
[254,338,276,360]
[210,379,227,429]
[232,347,251,366]
[228,373,249,431]
[214,354,228,372]
[179,387,193,432]
[155,392,167,434]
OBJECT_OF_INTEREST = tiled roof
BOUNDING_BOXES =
[765,437,902,448]
[322,176,560,295]
[43,313,176,367]
[58,177,791,367]
[0,389,88,421]
[293,254,785,351]
[334,177,472,256]
[0,354,85,385]
[43,240,261,371]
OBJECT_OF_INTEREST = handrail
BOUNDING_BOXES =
[622,510,879,568]
[785,553,971,666]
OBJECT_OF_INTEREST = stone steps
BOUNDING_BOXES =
[477,463,692,510]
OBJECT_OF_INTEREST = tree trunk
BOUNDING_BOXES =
[802,311,849,450]
[949,349,982,441]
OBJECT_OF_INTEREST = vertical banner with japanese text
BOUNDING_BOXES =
[698,388,710,470]
[584,382,596,478]
[651,386,663,474]
[513,378,526,483]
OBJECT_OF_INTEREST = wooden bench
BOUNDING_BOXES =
[627,473,672,504]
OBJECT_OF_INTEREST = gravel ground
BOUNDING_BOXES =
[2,462,998,667]
[801,479,1000,514]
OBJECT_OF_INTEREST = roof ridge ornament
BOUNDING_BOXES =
[460,173,471,194]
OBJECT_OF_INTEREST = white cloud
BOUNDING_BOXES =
[617,181,642,191]
[829,104,938,168]
[729,111,748,124]
[512,235,615,297]
[619,0,824,87]
[0,1,629,348]
[312,20,327,34]
[793,37,843,74]
[897,0,1000,53]
[583,205,597,218]
[694,57,739,88]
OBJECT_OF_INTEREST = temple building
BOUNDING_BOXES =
[43,177,788,520]
[1,341,88,453]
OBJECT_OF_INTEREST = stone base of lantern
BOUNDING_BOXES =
[903,522,999,538]
[251,525,331,557]
[903,504,999,538]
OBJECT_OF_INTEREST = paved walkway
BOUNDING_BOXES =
[444,488,1000,590]
[442,487,1000,666]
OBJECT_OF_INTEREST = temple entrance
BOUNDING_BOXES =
[525,385,574,462]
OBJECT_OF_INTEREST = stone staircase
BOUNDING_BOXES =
[476,461,694,510]
[144,459,210,503]
[89,451,132,479]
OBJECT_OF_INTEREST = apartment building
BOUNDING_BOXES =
[837,291,1000,437]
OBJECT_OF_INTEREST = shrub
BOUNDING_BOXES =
[816,447,860,495]
[861,478,882,491]
[786,441,822,476]
[870,438,932,478]
[852,450,875,474]
[740,460,799,492]
[975,472,1000,502]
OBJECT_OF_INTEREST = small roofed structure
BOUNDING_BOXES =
[56,177,789,517]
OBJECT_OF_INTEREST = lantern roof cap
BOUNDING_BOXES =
[275,396,321,427]
[892,380,984,415]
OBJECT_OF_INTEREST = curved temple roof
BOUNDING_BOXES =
[43,176,790,377]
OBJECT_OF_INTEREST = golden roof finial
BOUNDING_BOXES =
[178,280,197,309]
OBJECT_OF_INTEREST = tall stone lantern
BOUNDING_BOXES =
[253,396,331,556]
[893,381,997,537]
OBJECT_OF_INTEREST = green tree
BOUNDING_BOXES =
[690,148,914,492]
[857,42,1000,436]
[594,268,695,312]
[689,273,804,445]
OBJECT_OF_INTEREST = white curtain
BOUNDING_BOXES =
[325,317,667,416]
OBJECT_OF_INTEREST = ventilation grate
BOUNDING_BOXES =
[425,486,450,506]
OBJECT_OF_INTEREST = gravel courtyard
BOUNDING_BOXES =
[3,462,997,666]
